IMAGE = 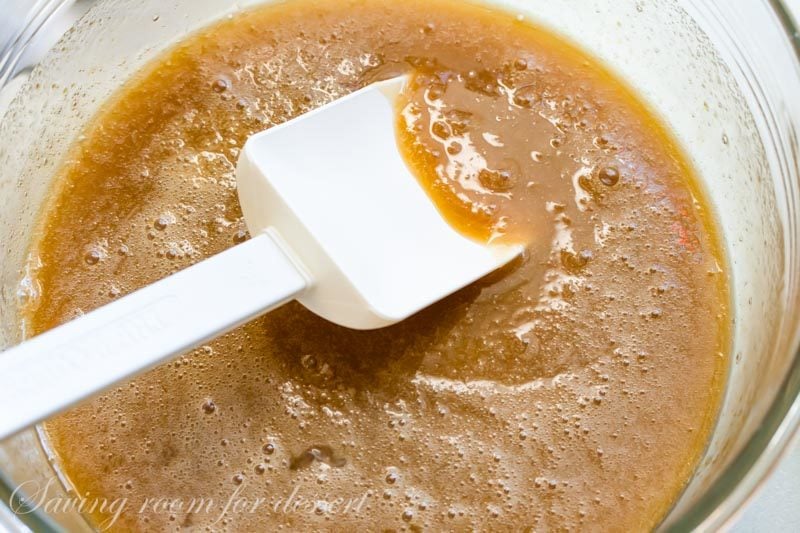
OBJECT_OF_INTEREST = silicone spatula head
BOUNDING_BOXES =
[0,76,526,441]
[0,76,524,442]
[237,76,522,330]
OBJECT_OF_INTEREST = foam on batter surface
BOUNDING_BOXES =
[27,1,729,530]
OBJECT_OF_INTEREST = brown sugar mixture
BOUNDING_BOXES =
[28,0,730,530]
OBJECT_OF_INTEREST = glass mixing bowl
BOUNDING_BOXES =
[0,0,798,531]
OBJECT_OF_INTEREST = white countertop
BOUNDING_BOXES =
[734,433,800,531]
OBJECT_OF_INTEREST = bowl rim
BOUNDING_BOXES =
[665,4,800,530]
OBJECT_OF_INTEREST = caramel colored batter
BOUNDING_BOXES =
[29,0,729,530]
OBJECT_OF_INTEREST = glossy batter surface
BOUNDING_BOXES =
[29,0,729,530]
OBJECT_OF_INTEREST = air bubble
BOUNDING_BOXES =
[233,230,248,244]
[513,85,538,108]
[598,166,620,187]
[426,83,446,101]
[201,399,217,414]
[212,78,231,93]
[561,249,593,272]
[154,212,176,230]
[447,142,463,155]
[478,167,517,192]
[431,121,451,139]
[84,250,102,265]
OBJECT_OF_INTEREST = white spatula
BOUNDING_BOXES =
[0,76,521,441]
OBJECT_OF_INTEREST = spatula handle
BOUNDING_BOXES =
[0,231,309,441]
